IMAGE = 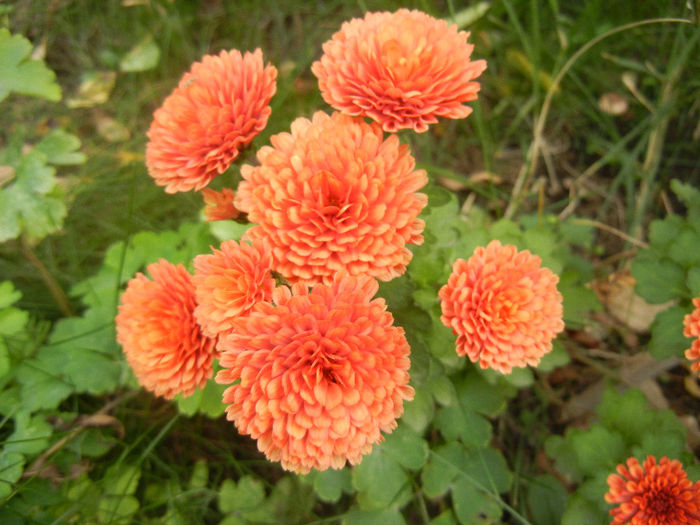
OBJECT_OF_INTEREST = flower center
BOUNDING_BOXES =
[643,488,675,518]
[310,170,355,231]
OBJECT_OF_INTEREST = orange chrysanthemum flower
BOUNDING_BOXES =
[235,111,428,285]
[192,239,275,338]
[605,455,700,524]
[116,260,217,399]
[438,240,564,374]
[311,9,487,133]
[216,274,414,473]
[683,297,700,375]
[202,187,241,221]
[146,49,277,193]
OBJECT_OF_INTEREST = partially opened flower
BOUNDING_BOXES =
[235,111,428,285]
[605,455,700,524]
[116,260,217,399]
[146,49,277,193]
[439,240,564,374]
[216,273,414,473]
[683,297,700,375]
[311,9,487,133]
[202,187,241,221]
[192,239,275,338]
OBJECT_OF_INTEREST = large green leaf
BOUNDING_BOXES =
[0,28,61,102]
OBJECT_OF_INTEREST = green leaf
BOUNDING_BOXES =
[104,463,141,496]
[97,495,139,525]
[688,267,700,297]
[430,510,458,525]
[343,508,406,525]
[0,28,61,102]
[668,226,700,268]
[4,412,52,455]
[648,216,683,252]
[451,476,502,524]
[0,307,28,336]
[401,387,434,434]
[14,357,74,412]
[434,404,491,449]
[188,460,208,490]
[631,253,686,304]
[570,424,625,476]
[0,281,22,309]
[454,368,510,418]
[352,447,408,510]
[218,476,265,514]
[0,452,24,499]
[537,341,570,372]
[648,306,691,360]
[35,129,86,166]
[311,467,351,503]
[267,475,314,523]
[382,423,429,471]
[559,270,602,326]
[120,34,160,72]
[561,495,608,525]
[0,150,66,243]
[526,475,568,525]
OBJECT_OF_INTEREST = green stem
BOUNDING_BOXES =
[21,236,73,316]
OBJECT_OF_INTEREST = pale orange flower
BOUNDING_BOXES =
[146,49,277,193]
[311,9,487,133]
[216,273,414,473]
[202,187,240,221]
[192,239,275,338]
[683,297,700,375]
[115,260,217,399]
[235,111,428,285]
[438,240,564,374]
[605,455,700,524]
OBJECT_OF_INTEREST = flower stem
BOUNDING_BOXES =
[21,236,73,316]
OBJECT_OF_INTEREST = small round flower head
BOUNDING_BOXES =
[311,9,487,133]
[146,49,277,193]
[192,239,275,339]
[235,111,428,285]
[116,260,217,399]
[438,240,564,374]
[202,187,241,222]
[683,297,700,375]
[605,455,700,524]
[216,273,415,473]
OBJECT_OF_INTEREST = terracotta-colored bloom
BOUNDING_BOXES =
[438,240,564,374]
[683,297,700,375]
[192,239,275,338]
[235,111,428,285]
[311,9,487,133]
[146,49,277,193]
[605,455,700,524]
[116,260,217,399]
[216,273,414,473]
[202,187,241,221]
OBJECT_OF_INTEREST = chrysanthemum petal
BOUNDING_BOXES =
[116,259,217,399]
[216,273,414,473]
[312,9,487,133]
[438,240,564,373]
[146,49,277,193]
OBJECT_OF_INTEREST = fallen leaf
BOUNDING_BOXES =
[66,71,117,108]
[120,34,160,72]
[598,92,628,116]
[95,113,131,142]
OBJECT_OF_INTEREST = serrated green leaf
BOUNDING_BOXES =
[668,227,700,268]
[104,463,141,496]
[427,375,457,406]
[188,460,208,490]
[352,447,408,510]
[631,253,686,304]
[382,423,428,471]
[454,368,510,418]
[648,305,691,360]
[14,358,73,412]
[648,215,683,252]
[561,495,607,525]
[97,495,139,525]
[0,341,9,378]
[312,467,351,503]
[219,476,265,514]
[0,281,22,309]
[451,476,502,524]
[267,475,314,523]
[537,341,570,372]
[343,508,406,525]
[0,452,25,499]
[430,510,458,525]
[4,412,52,455]
[434,404,491,449]
[0,150,66,243]
[35,129,86,166]
[689,267,700,297]
[526,474,568,525]
[120,34,160,72]
[0,28,61,102]
[489,218,522,245]
[570,424,625,475]
[401,387,434,434]
[559,271,601,326]
[0,307,28,336]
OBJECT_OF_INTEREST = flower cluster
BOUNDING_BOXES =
[605,455,700,525]
[683,297,700,375]
[438,240,564,374]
